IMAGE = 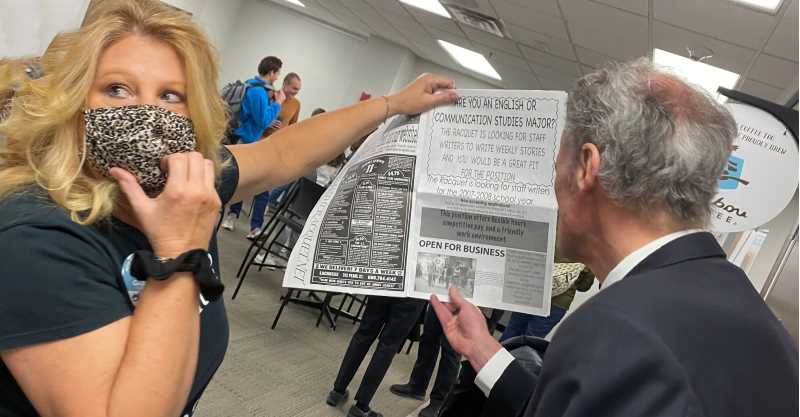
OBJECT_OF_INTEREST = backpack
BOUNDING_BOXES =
[220,80,274,144]
[220,80,249,144]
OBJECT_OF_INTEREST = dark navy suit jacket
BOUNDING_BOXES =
[488,232,798,417]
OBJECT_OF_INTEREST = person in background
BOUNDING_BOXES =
[431,59,798,417]
[316,151,346,187]
[500,261,594,341]
[264,72,301,136]
[254,106,327,267]
[221,56,284,236]
[246,72,303,241]
[0,1,459,415]
[327,297,426,417]
[389,304,460,417]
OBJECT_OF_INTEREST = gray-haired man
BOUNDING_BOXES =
[432,59,798,417]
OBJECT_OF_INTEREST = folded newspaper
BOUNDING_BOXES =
[283,89,566,316]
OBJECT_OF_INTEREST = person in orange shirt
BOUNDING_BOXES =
[265,72,301,136]
[250,72,302,243]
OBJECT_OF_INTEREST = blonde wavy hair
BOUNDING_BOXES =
[0,0,227,224]
[0,57,36,120]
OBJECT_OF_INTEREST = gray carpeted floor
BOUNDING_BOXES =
[195,214,430,417]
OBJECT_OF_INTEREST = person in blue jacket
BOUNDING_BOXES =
[221,56,284,236]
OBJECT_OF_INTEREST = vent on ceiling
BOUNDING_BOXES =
[443,4,509,38]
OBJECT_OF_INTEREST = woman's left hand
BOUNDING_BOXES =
[386,73,459,117]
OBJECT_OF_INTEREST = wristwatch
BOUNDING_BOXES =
[128,249,225,302]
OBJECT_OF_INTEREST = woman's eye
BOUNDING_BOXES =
[106,84,131,98]
[161,91,185,104]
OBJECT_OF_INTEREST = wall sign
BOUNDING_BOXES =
[710,102,798,232]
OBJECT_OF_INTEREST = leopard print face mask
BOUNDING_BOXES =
[84,105,197,197]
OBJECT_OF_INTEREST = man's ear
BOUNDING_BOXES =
[576,143,601,191]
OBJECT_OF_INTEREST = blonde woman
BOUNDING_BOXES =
[0,1,457,417]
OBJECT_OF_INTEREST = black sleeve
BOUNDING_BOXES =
[0,224,131,350]
[217,146,239,205]
[526,306,691,417]
[485,360,538,417]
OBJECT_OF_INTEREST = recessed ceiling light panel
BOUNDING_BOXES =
[400,0,451,18]
[653,48,740,103]
[438,40,502,80]
[728,0,783,13]
[283,0,306,7]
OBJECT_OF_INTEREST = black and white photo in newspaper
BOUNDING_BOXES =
[407,90,566,316]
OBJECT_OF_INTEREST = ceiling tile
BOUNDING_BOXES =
[447,0,499,17]
[506,23,577,61]
[653,0,778,50]
[462,26,522,57]
[342,1,380,16]
[590,0,648,16]
[654,22,757,75]
[496,65,542,89]
[400,24,436,45]
[489,0,562,20]
[536,75,576,91]
[371,5,423,32]
[343,0,374,11]
[739,79,785,102]
[404,6,463,36]
[426,27,474,48]
[490,0,570,40]
[301,3,347,28]
[749,53,799,88]
[574,45,619,68]
[372,24,414,47]
[410,39,445,60]
[347,4,399,35]
[581,64,595,74]
[519,45,581,76]
[560,0,648,60]
[322,0,372,34]
[363,0,411,17]
[472,44,531,71]
[765,0,799,62]
[529,62,579,89]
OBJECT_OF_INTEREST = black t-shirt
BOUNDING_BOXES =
[0,148,239,417]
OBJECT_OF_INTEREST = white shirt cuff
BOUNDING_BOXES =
[474,348,515,397]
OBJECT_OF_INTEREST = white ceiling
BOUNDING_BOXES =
[270,0,798,103]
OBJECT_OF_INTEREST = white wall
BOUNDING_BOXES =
[0,0,90,57]
[193,0,244,52]
[341,36,417,103]
[220,0,371,118]
[0,0,240,59]
[217,0,493,119]
[390,51,418,94]
[161,0,244,51]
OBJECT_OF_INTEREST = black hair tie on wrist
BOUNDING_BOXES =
[129,249,225,302]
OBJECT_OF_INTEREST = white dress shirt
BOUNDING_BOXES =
[474,229,703,397]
